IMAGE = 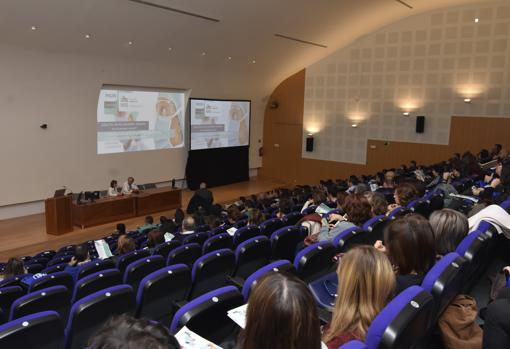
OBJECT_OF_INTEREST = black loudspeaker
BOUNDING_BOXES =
[306,136,314,152]
[416,116,425,133]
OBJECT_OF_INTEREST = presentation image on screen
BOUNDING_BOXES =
[190,99,250,150]
[97,87,186,154]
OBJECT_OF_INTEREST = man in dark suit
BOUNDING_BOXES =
[187,182,214,214]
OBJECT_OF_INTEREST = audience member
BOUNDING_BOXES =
[116,235,136,256]
[375,214,436,293]
[364,191,389,216]
[115,223,126,236]
[429,208,468,256]
[388,182,418,212]
[159,216,177,234]
[238,272,321,349]
[0,257,26,281]
[138,216,157,232]
[246,208,265,226]
[323,246,396,348]
[88,314,180,349]
[64,244,91,281]
[172,216,196,243]
[227,205,244,224]
[174,208,185,226]
[147,230,165,253]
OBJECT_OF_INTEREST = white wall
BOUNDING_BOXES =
[0,44,264,207]
[303,1,510,164]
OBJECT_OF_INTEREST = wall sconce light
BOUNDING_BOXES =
[464,98,472,103]
[351,124,358,128]
[403,112,410,117]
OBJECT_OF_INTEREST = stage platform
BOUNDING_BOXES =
[0,177,288,261]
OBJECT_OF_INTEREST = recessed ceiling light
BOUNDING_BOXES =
[128,41,133,45]
[403,112,410,116]
[251,60,256,64]
[474,18,479,23]
[351,124,358,128]
[201,52,206,56]
[85,34,91,39]
[227,56,232,60]
[168,47,173,51]
[31,26,37,31]
[464,98,472,103]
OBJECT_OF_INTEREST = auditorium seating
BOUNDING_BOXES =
[232,225,261,247]
[294,241,336,283]
[231,235,271,281]
[188,249,235,300]
[29,272,73,293]
[202,233,233,254]
[270,226,307,261]
[241,260,295,301]
[122,255,165,292]
[76,259,115,280]
[166,243,202,268]
[116,249,151,273]
[10,286,69,322]
[153,240,181,261]
[71,269,121,303]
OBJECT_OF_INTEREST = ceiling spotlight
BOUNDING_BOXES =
[474,18,479,23]
[227,56,232,60]
[403,112,410,116]
[31,25,37,31]
[128,41,133,45]
[84,34,91,39]
[251,60,256,64]
[464,98,472,103]
[168,47,172,51]
[351,124,358,128]
[201,52,206,56]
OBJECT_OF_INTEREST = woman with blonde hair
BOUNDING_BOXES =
[323,246,396,348]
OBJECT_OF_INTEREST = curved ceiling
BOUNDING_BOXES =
[0,0,498,93]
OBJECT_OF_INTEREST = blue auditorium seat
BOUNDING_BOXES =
[259,218,285,237]
[270,226,307,261]
[0,311,64,349]
[294,241,336,283]
[76,259,115,280]
[182,231,210,246]
[136,264,191,326]
[308,272,337,311]
[332,226,363,252]
[0,286,25,324]
[122,255,165,292]
[339,340,366,349]
[241,260,295,301]
[188,249,235,300]
[365,286,434,349]
[166,243,202,268]
[232,235,271,281]
[71,269,121,303]
[9,285,69,322]
[170,286,244,344]
[233,225,261,247]
[282,211,304,225]
[28,271,73,293]
[116,249,151,273]
[153,240,181,261]
[202,233,233,254]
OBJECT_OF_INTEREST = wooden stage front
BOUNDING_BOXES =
[0,177,288,261]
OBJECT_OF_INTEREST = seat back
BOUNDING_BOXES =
[153,241,181,261]
[0,286,25,324]
[455,230,491,292]
[42,263,68,275]
[136,264,191,326]
[294,241,336,283]
[233,225,261,247]
[189,249,235,300]
[270,226,307,261]
[308,272,338,311]
[259,218,285,237]
[72,269,122,303]
[408,200,431,219]
[25,264,44,275]
[0,311,64,349]
[233,236,271,280]
[209,226,230,237]
[123,255,165,292]
[167,243,202,268]
[333,227,365,252]
[10,286,69,322]
[282,212,304,226]
[34,250,56,260]
[65,285,135,349]
[302,205,318,215]
[421,252,467,318]
[47,256,72,267]
[77,259,115,280]
[366,286,434,349]
[241,260,295,301]
[340,340,367,349]
[170,286,244,345]
[116,249,151,273]
[0,275,25,289]
[27,257,49,267]
[182,232,210,246]
[202,233,233,254]
[29,272,74,293]
[362,216,389,246]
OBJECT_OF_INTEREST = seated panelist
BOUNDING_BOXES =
[121,176,139,195]
[108,180,119,197]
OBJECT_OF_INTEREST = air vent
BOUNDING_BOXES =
[127,0,220,22]
[274,34,327,48]
[395,0,413,9]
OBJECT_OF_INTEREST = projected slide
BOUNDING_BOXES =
[190,99,250,150]
[97,87,186,154]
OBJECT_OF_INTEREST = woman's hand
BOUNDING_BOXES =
[374,240,386,253]
[328,213,344,223]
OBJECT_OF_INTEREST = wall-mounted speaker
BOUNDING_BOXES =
[306,136,314,152]
[416,116,425,133]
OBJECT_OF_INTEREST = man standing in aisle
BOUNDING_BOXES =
[122,176,139,195]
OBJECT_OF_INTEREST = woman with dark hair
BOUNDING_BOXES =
[388,182,419,213]
[107,180,119,197]
[375,214,436,293]
[364,192,389,216]
[0,257,26,281]
[315,194,373,242]
[115,223,126,236]
[239,272,321,349]
[246,208,265,226]
[429,209,468,256]
[147,230,165,253]
[88,314,180,349]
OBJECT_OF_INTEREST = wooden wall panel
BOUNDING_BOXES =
[259,70,510,184]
